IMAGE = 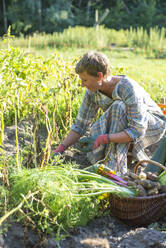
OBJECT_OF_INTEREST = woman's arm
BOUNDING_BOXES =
[53,130,81,154]
[61,130,81,148]
[93,131,133,150]
[53,90,99,154]
[108,131,133,143]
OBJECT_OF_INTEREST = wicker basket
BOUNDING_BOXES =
[109,160,166,226]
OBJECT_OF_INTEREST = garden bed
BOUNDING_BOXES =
[1,121,166,248]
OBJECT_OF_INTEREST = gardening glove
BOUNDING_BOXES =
[75,135,98,152]
[93,134,110,150]
[52,144,66,157]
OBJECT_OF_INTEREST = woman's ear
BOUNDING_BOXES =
[97,72,104,81]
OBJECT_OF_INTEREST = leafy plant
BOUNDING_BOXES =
[3,160,134,236]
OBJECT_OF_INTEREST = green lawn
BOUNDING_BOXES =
[1,41,165,101]
[36,47,165,81]
[34,46,165,101]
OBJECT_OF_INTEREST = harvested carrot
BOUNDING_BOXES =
[146,172,158,181]
[147,188,159,196]
[127,181,137,187]
[137,185,147,197]
[128,172,139,180]
[138,179,158,189]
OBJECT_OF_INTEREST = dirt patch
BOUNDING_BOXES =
[1,120,166,248]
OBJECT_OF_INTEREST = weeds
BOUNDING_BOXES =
[1,26,166,58]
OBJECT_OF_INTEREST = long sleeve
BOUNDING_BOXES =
[112,77,165,142]
[71,90,99,135]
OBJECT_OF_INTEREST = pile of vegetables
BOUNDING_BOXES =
[2,159,166,236]
[123,170,166,197]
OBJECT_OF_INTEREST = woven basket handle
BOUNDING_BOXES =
[134,159,166,174]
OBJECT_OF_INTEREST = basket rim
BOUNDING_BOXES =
[110,192,166,201]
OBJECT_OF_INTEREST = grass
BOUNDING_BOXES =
[1,26,166,50]
[33,46,165,102]
[34,47,166,83]
[35,45,166,79]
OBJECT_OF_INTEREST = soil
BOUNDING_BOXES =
[1,119,166,248]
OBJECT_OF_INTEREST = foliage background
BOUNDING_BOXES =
[1,0,166,36]
[0,0,166,237]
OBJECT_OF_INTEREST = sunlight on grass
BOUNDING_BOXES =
[35,47,166,98]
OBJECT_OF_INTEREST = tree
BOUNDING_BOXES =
[0,0,166,36]
[42,0,74,33]
[129,0,156,29]
[2,0,7,33]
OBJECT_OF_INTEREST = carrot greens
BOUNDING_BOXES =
[3,163,136,236]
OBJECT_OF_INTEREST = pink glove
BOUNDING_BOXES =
[93,134,110,150]
[53,144,66,155]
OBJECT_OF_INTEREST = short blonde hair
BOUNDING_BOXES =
[75,51,110,77]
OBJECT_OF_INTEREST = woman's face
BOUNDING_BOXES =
[79,71,102,92]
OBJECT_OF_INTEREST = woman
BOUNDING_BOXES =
[53,51,166,175]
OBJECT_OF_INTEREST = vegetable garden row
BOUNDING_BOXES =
[0,41,166,240]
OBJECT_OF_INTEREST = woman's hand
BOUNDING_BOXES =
[52,144,66,157]
[93,134,110,149]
